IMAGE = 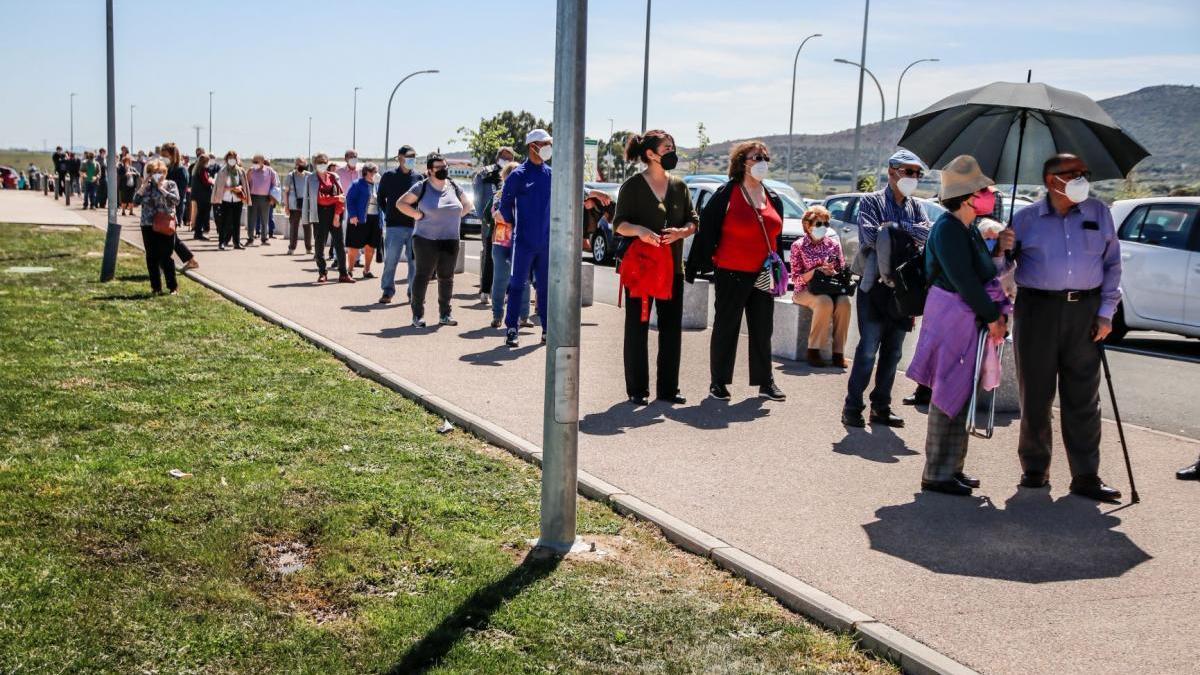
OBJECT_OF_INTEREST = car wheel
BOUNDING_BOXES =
[1105,303,1129,344]
[591,233,608,265]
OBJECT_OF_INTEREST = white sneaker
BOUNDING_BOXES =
[412,317,426,328]
[479,293,490,306]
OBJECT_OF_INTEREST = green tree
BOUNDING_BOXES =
[687,122,710,175]
[802,164,825,199]
[598,130,636,182]
[457,110,552,164]
[1113,171,1152,200]
[855,174,877,192]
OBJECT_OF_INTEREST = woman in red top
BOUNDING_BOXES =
[312,153,350,283]
[690,140,786,402]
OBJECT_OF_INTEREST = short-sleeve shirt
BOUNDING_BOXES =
[407,179,465,241]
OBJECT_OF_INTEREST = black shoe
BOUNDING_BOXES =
[218,244,226,251]
[627,395,649,406]
[1070,476,1122,503]
[869,408,905,428]
[1177,459,1200,481]
[758,382,786,401]
[1019,473,1049,488]
[505,329,519,348]
[195,235,209,241]
[903,390,931,406]
[841,409,866,428]
[234,245,245,250]
[379,295,392,304]
[922,479,974,496]
[708,383,731,401]
[953,472,981,489]
[656,393,687,405]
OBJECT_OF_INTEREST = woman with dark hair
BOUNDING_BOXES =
[345,162,382,279]
[117,153,139,216]
[685,140,787,402]
[907,155,1010,496]
[188,154,213,240]
[613,129,697,406]
[398,153,474,327]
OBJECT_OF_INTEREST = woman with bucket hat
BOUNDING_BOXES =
[906,155,1012,496]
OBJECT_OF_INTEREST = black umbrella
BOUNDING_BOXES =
[898,79,1150,196]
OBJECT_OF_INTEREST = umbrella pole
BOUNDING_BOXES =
[1008,109,1027,227]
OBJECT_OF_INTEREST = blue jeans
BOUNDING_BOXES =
[505,244,548,331]
[381,226,415,299]
[844,290,908,413]
[83,181,97,207]
[490,244,529,323]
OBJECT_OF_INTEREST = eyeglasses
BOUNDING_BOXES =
[894,167,924,178]
[805,219,830,225]
[1052,169,1091,180]
[747,154,771,162]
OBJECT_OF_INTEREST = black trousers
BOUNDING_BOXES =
[710,268,775,387]
[411,235,459,320]
[314,204,346,276]
[624,274,684,398]
[140,226,177,292]
[218,201,243,247]
[479,226,494,294]
[1014,289,1103,479]
[193,197,212,237]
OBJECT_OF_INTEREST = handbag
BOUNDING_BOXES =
[808,267,857,297]
[152,210,177,236]
[740,185,787,296]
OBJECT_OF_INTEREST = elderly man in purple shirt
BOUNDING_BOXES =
[1004,152,1123,502]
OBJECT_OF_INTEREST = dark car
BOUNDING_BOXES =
[0,166,18,190]
[582,181,620,265]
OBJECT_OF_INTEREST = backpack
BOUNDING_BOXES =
[618,239,675,322]
[869,225,927,323]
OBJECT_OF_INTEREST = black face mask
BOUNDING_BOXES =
[658,151,679,171]
[433,168,449,180]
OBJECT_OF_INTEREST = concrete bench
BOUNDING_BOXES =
[771,297,815,361]
[455,245,466,274]
[650,278,710,330]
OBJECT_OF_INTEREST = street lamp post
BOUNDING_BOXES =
[895,58,939,119]
[383,70,438,170]
[539,0,588,555]
[307,116,312,159]
[193,125,203,150]
[640,0,651,132]
[69,92,77,152]
[100,0,120,282]
[785,32,822,184]
[352,86,362,149]
[208,91,213,150]
[834,58,886,184]
[129,104,135,151]
[848,0,870,187]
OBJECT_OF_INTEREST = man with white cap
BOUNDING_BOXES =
[497,129,610,347]
[842,148,933,429]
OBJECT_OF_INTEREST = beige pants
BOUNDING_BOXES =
[793,290,852,356]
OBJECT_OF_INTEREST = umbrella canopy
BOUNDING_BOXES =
[898,81,1150,185]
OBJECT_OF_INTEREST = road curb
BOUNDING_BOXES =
[86,217,981,675]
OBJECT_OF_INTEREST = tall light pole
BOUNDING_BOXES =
[129,104,135,150]
[192,125,203,150]
[895,58,939,119]
[383,70,438,170]
[100,0,120,282]
[785,33,822,184]
[640,0,651,132]
[307,116,312,159]
[835,58,886,185]
[352,86,362,149]
[540,0,588,555]
[208,91,213,150]
[69,92,77,152]
[848,0,870,188]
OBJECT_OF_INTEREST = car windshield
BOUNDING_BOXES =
[778,194,805,219]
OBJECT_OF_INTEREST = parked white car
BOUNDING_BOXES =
[684,179,811,266]
[1108,197,1200,341]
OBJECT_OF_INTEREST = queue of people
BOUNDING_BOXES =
[64,128,1198,500]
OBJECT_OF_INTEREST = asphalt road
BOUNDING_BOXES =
[461,237,1200,441]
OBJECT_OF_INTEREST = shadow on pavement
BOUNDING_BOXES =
[341,302,405,313]
[268,280,321,289]
[457,326,502,341]
[581,396,769,435]
[775,361,849,378]
[387,551,561,674]
[832,427,918,464]
[460,343,540,366]
[862,490,1152,583]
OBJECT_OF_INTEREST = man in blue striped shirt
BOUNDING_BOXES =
[842,150,932,429]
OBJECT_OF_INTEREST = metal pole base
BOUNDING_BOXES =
[528,537,594,557]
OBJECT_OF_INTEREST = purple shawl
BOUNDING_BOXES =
[907,280,1011,418]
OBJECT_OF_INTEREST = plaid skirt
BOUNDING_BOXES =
[923,400,970,482]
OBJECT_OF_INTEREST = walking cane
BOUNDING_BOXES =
[1099,343,1140,503]
[966,327,1005,439]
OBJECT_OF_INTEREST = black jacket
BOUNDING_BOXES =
[685,180,785,283]
[378,168,424,227]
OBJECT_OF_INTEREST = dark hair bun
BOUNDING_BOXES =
[623,134,645,162]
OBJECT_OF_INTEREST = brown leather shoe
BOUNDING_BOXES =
[806,348,828,367]
[831,353,847,368]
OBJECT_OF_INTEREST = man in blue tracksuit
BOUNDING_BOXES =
[499,129,555,347]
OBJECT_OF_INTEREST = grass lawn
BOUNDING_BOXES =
[0,222,895,674]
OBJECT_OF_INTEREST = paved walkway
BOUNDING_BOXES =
[5,191,1198,674]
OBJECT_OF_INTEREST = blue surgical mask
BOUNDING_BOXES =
[404,158,416,171]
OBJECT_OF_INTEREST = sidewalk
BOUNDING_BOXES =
[6,191,1198,674]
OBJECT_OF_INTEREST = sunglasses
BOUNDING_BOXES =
[1052,169,1091,180]
[806,219,830,225]
[893,167,924,178]
[747,154,771,162]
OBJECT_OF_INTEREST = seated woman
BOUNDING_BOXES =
[906,155,1011,496]
[789,205,852,368]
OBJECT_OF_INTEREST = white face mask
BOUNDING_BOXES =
[497,158,511,169]
[810,226,828,241]
[153,172,166,182]
[537,145,553,162]
[403,158,416,171]
[253,162,262,170]
[1059,176,1090,204]
[347,158,358,168]
[749,161,769,180]
[896,176,919,197]
[226,158,236,167]
[315,163,328,174]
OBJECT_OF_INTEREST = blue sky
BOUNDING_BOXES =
[3,0,1198,157]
